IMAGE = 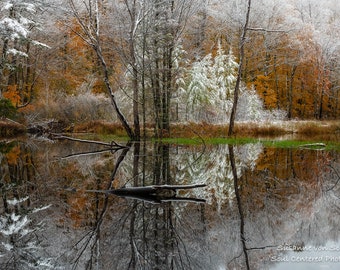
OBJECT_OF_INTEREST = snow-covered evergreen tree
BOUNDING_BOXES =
[0,0,49,96]
[176,42,238,123]
[175,41,286,124]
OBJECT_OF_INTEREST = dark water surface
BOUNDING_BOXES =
[0,138,339,270]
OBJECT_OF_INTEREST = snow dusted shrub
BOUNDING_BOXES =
[236,87,286,122]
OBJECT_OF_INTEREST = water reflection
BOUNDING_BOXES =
[0,139,339,269]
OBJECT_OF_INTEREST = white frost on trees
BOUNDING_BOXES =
[176,42,286,124]
[176,42,238,123]
[0,0,49,74]
[237,87,287,121]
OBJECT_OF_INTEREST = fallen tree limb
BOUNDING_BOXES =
[85,183,206,204]
[60,148,117,159]
[50,133,128,149]
[298,143,326,149]
[87,183,206,195]
[107,193,206,204]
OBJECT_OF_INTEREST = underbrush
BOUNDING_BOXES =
[234,122,287,137]
[74,120,127,136]
[0,120,26,137]
[29,91,115,124]
[295,120,340,135]
[72,120,340,139]
[170,122,289,138]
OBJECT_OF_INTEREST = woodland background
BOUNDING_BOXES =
[1,0,340,138]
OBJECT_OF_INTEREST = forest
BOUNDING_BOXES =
[1,0,340,139]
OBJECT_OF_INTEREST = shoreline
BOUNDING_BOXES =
[1,119,339,140]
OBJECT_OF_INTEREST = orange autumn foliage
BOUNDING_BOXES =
[243,27,336,118]
[3,85,21,106]
[248,75,277,109]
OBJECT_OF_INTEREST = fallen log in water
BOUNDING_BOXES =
[298,143,326,150]
[85,183,207,204]
[50,133,128,149]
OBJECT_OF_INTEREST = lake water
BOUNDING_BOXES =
[0,138,339,269]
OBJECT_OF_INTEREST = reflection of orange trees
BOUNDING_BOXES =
[67,191,95,228]
[229,148,337,269]
[57,158,119,228]
[243,148,331,212]
[5,145,21,166]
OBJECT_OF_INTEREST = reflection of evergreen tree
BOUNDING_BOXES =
[0,144,52,269]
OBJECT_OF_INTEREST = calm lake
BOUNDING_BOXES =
[0,138,339,270]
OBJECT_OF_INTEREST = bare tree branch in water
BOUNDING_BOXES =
[63,141,207,269]
[122,142,207,270]
[324,164,340,192]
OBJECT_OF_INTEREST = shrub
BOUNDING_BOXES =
[30,91,115,124]
[0,98,17,119]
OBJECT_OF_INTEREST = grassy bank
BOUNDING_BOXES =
[70,119,340,138]
[68,120,339,150]
[1,119,339,142]
[169,120,340,139]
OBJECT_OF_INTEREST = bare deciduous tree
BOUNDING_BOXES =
[228,0,252,136]
[68,0,135,139]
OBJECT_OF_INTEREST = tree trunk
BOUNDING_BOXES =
[69,0,135,140]
[228,0,252,136]
[128,0,140,140]
[287,65,297,119]
[0,38,9,97]
[96,45,135,139]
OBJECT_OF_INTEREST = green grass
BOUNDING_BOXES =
[74,132,340,151]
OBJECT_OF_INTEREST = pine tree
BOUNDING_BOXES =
[177,42,238,123]
[0,0,49,102]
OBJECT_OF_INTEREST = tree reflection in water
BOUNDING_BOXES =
[0,140,339,269]
[0,142,53,269]
[63,141,208,270]
[228,144,250,270]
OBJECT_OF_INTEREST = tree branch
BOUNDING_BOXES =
[50,133,128,149]
[247,27,287,33]
[85,184,206,203]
